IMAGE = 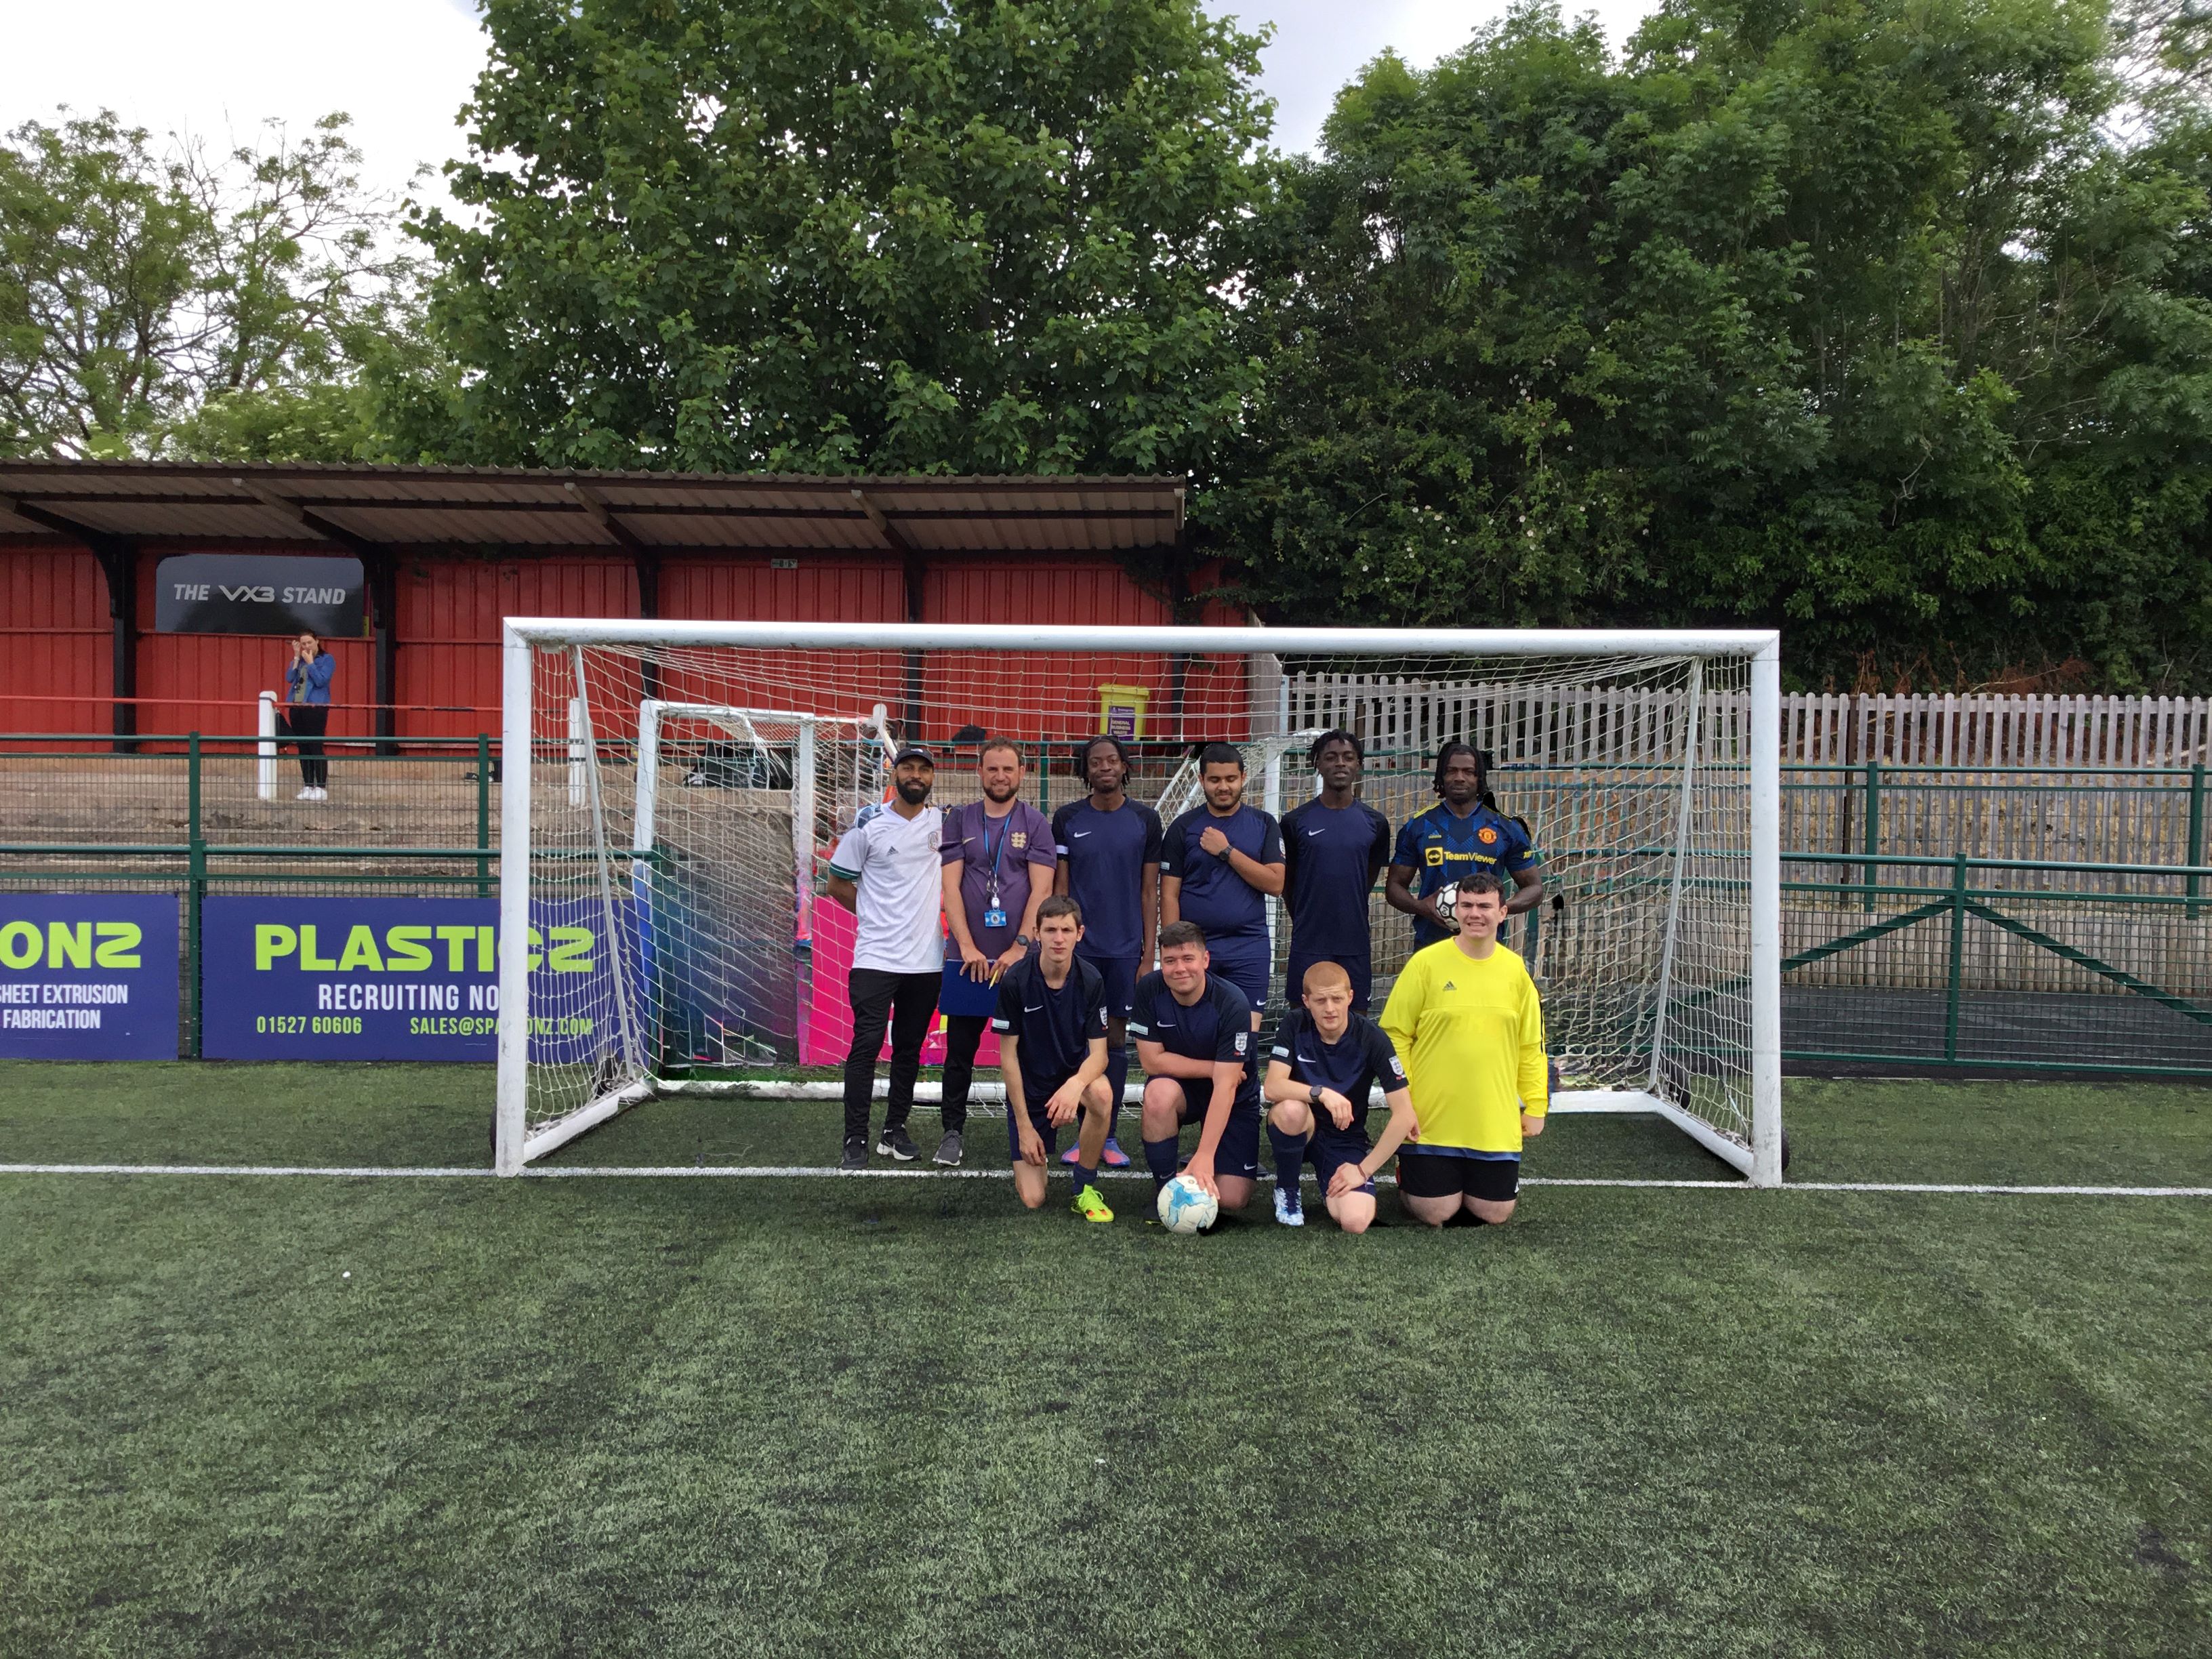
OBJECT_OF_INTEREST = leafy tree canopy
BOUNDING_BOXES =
[410,0,1275,476]
[1208,0,2212,690]
[0,111,436,462]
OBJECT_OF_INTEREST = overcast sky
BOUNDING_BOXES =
[3,0,1659,213]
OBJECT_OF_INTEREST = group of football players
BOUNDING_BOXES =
[823,729,1553,1231]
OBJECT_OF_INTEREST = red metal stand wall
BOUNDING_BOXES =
[1,544,1244,744]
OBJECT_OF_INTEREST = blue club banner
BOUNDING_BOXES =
[201,896,636,1062]
[0,893,180,1059]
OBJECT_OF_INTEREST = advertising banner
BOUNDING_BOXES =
[201,896,633,1063]
[155,552,366,636]
[0,893,180,1059]
[798,895,1000,1069]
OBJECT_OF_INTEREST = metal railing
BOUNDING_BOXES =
[6,737,2210,1075]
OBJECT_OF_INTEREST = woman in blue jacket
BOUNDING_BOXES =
[281,632,336,800]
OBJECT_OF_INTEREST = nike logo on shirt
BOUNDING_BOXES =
[1071,830,1092,838]
[1305,827,1326,836]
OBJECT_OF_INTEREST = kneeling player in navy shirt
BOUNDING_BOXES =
[1130,920,1263,1218]
[1261,961,1419,1233]
[992,895,1116,1221]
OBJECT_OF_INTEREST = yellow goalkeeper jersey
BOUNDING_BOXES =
[1379,939,1549,1154]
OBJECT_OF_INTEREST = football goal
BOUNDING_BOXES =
[495,622,1783,1184]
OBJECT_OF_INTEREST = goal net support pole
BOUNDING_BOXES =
[494,621,1785,1185]
[1750,636,1784,1187]
[494,628,533,1176]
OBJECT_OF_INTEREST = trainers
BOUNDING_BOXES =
[312,787,329,801]
[877,1124,918,1162]
[1071,1185,1114,1223]
[933,1130,964,1167]
[1101,1136,1130,1168]
[1061,1143,1083,1165]
[1273,1185,1305,1227]
[296,788,314,800]
[840,1137,867,1171]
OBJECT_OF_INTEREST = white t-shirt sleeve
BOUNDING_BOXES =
[827,814,873,881]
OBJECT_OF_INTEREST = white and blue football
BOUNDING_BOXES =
[1156,1174,1219,1235]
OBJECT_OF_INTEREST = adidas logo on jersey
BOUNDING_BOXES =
[1443,981,1457,991]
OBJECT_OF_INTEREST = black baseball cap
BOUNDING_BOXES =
[891,745,935,768]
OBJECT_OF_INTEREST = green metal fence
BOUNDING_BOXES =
[1780,852,2212,1076]
[4,735,2209,1075]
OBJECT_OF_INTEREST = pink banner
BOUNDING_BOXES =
[799,898,1002,1070]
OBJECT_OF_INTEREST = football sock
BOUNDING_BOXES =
[1072,1162,1100,1197]
[1102,1045,1130,1141]
[1143,1136,1180,1191]
[1267,1125,1308,1202]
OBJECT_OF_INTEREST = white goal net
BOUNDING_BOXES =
[495,623,1782,1183]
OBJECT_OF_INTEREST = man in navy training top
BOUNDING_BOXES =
[1279,729,1393,1011]
[993,894,1117,1223]
[1385,740,1543,948]
[1160,742,1284,1068]
[1130,920,1263,1218]
[937,737,1058,1168]
[1261,960,1419,1232]
[1052,733,1162,1170]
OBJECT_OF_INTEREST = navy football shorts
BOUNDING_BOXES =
[1306,1127,1376,1197]
[1204,943,1271,1015]
[1004,1074,1099,1162]
[1076,949,1141,1021]
[1151,1076,1261,1181]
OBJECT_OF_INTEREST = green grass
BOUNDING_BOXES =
[2,1065,2208,1656]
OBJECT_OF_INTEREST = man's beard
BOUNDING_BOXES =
[896,778,931,805]
[982,781,1018,804]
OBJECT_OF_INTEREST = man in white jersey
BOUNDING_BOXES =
[825,747,945,1169]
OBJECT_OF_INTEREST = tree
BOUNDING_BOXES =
[407,0,1274,476]
[1210,0,2212,690]
[0,110,436,461]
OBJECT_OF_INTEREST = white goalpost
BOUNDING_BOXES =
[495,621,1784,1185]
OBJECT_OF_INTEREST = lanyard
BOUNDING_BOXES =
[979,807,1012,902]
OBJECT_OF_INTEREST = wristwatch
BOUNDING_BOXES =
[1015,934,1035,948]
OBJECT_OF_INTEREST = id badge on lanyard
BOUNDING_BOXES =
[981,814,1009,930]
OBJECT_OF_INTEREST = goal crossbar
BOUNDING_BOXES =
[502,619,1780,657]
[495,621,1784,1186]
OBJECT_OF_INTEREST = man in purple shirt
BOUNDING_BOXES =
[937,737,1057,1166]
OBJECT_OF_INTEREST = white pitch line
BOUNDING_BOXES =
[1,1165,2209,1197]
[1781,1180,2212,1197]
[0,1164,491,1177]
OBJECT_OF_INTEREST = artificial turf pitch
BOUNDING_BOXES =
[1,1066,2207,1657]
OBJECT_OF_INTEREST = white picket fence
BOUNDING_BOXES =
[1282,674,2212,769]
[1282,672,1755,764]
[1780,692,2212,766]
[1277,673,2211,891]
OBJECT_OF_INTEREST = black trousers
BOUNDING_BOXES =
[277,705,330,787]
[842,968,940,1143]
[939,1014,991,1135]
